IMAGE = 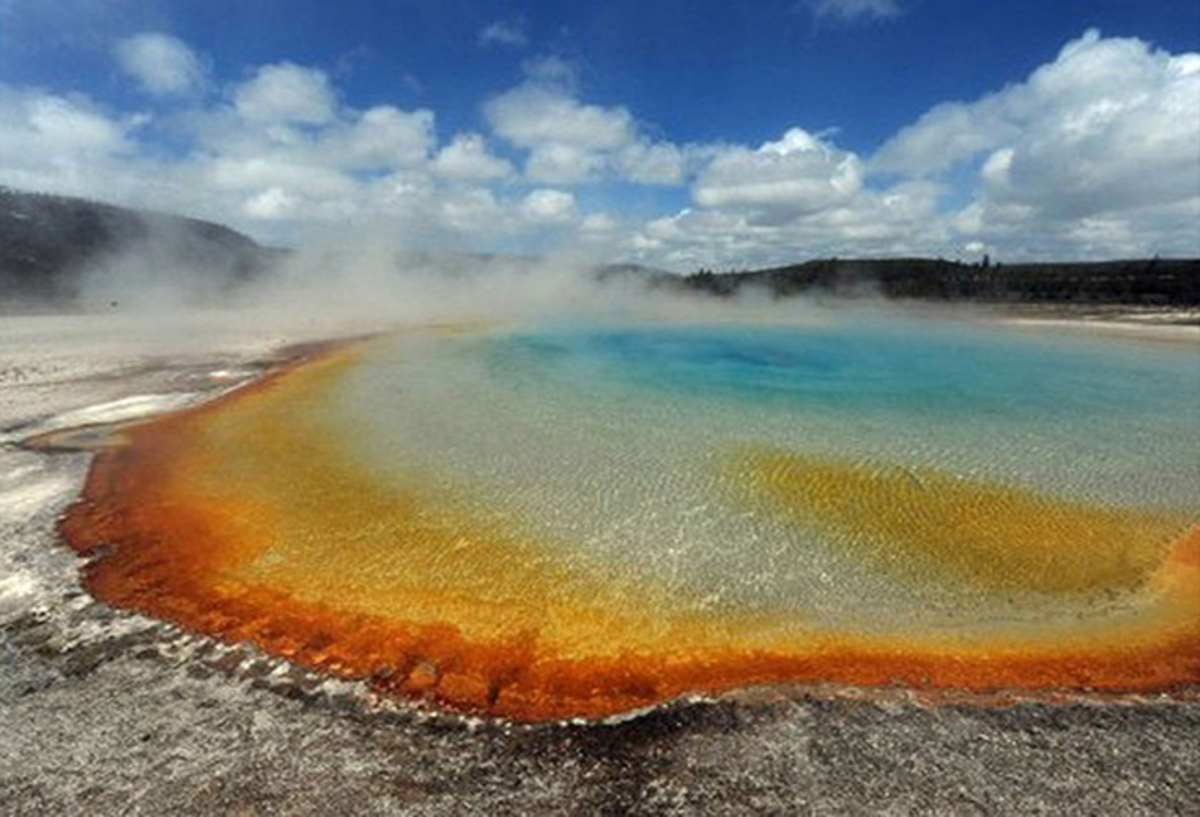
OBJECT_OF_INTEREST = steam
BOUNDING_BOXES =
[71,221,835,337]
[246,233,614,324]
[73,214,257,312]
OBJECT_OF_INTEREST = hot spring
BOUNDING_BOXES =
[61,314,1200,720]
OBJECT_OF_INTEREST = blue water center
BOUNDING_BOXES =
[488,319,1199,421]
[325,315,1200,621]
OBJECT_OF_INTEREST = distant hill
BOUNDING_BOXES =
[0,187,280,307]
[5,186,1197,310]
[594,262,673,283]
[674,257,1200,306]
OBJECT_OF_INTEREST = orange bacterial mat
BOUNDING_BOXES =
[58,337,1200,721]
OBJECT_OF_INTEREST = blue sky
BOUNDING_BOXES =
[1,0,1197,268]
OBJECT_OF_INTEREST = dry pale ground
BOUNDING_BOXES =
[1,307,1197,816]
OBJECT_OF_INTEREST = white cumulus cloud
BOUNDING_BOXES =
[520,189,578,225]
[486,85,636,154]
[336,106,435,169]
[692,128,862,217]
[631,176,944,270]
[0,85,138,197]
[433,133,514,181]
[114,33,207,97]
[485,58,685,186]
[0,86,129,158]
[615,141,686,186]
[1,28,1196,268]
[875,29,1200,258]
[234,62,337,125]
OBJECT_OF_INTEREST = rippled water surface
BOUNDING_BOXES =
[328,317,1200,624]
[62,314,1200,719]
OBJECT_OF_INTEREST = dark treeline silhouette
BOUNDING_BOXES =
[676,257,1200,306]
[0,187,280,304]
[4,186,1197,308]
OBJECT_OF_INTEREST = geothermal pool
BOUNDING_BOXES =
[62,316,1200,720]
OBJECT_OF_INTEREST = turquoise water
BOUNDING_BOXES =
[325,315,1200,623]
[488,320,1196,421]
